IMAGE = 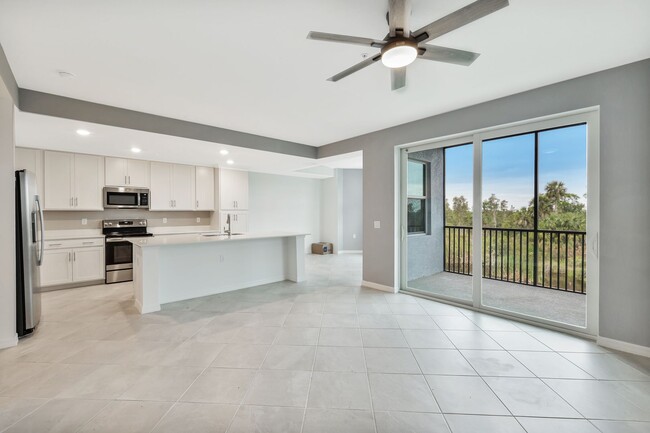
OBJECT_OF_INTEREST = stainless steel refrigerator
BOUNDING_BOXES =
[15,170,44,337]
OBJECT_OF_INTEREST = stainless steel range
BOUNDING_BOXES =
[103,219,153,284]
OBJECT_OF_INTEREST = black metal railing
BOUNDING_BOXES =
[444,226,587,294]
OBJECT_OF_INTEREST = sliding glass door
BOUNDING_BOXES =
[400,110,599,335]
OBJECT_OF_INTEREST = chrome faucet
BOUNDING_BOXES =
[225,213,231,237]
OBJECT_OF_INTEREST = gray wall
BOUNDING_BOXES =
[318,59,650,348]
[0,63,16,347]
[339,169,363,251]
[407,149,444,281]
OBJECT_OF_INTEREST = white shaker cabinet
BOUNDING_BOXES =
[15,148,44,202]
[195,166,215,210]
[105,157,150,187]
[43,151,104,210]
[40,238,105,287]
[150,162,195,210]
[40,249,74,286]
[71,247,105,282]
[218,169,248,210]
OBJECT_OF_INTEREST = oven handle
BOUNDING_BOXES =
[106,238,128,243]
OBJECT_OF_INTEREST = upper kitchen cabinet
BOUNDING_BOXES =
[218,169,248,210]
[195,166,215,210]
[150,162,195,210]
[43,151,105,210]
[15,148,44,201]
[105,157,150,187]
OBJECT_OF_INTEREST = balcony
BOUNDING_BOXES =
[407,226,587,327]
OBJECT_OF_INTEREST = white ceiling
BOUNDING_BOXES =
[15,111,362,177]
[1,0,650,146]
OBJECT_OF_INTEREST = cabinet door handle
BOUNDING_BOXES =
[73,251,76,261]
[49,243,62,247]
[128,175,131,185]
[196,200,199,208]
[82,241,94,245]
[70,197,73,207]
[125,175,127,185]
[75,197,78,207]
[68,252,72,262]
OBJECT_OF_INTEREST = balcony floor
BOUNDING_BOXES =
[408,271,586,327]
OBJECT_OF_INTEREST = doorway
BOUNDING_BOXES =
[400,110,599,335]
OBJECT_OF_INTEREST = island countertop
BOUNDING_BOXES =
[129,231,309,248]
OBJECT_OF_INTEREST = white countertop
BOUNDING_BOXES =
[129,232,308,248]
[44,230,104,240]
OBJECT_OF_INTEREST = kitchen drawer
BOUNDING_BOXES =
[44,237,105,250]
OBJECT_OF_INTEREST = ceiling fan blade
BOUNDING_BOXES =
[327,54,382,82]
[307,31,385,48]
[391,67,406,91]
[413,0,509,44]
[418,45,480,66]
[388,0,411,37]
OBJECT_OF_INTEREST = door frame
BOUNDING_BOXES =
[397,107,600,336]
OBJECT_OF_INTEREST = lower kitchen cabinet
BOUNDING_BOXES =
[40,239,105,287]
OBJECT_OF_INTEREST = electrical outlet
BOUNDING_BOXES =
[374,221,381,229]
[219,255,225,263]
[196,217,201,223]
[352,233,356,239]
[81,218,87,226]
[163,217,168,224]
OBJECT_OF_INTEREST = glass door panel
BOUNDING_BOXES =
[405,144,473,303]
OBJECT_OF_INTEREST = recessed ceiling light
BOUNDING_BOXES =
[220,150,229,155]
[76,129,90,136]
[131,147,142,153]
[226,159,234,165]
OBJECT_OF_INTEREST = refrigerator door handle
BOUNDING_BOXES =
[35,195,45,266]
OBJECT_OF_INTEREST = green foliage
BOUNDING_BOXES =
[445,180,586,231]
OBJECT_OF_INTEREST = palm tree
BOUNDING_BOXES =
[544,181,568,213]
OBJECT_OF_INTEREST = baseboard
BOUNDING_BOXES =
[597,336,650,358]
[0,334,18,349]
[337,250,363,255]
[362,280,397,293]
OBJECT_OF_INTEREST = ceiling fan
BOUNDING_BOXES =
[307,0,509,90]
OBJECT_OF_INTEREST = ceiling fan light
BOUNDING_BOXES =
[381,40,418,68]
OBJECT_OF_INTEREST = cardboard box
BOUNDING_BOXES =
[312,242,333,255]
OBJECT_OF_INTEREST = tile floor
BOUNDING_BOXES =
[1,253,649,433]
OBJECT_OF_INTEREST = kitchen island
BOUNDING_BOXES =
[130,232,307,313]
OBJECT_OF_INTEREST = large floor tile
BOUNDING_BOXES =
[486,331,552,351]
[234,327,280,345]
[375,411,450,433]
[357,314,400,329]
[58,364,151,399]
[159,341,224,367]
[394,315,439,329]
[361,329,408,347]
[432,316,480,331]
[516,417,601,433]
[210,344,270,369]
[403,330,455,349]
[151,402,237,433]
[77,400,172,433]
[244,370,311,407]
[261,345,315,371]
[484,377,581,418]
[303,408,375,433]
[1,363,98,398]
[318,328,362,347]
[461,350,534,377]
[182,368,256,404]
[274,328,320,346]
[445,414,525,433]
[369,373,439,413]
[0,397,48,432]
[413,349,476,376]
[527,330,608,353]
[308,371,371,410]
[228,405,304,433]
[314,347,366,372]
[364,348,421,374]
[119,365,203,401]
[443,330,502,350]
[590,420,650,433]
[4,398,107,433]
[544,379,650,421]
[510,351,593,379]
[321,314,359,328]
[426,375,509,415]
[560,353,650,381]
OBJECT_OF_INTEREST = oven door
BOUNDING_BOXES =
[105,239,133,283]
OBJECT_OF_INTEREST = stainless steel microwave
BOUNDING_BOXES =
[103,187,150,209]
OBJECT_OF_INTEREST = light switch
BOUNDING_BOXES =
[374,221,381,229]
[352,233,357,239]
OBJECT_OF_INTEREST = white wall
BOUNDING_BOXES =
[319,175,340,250]
[0,86,16,347]
[339,169,363,251]
[248,172,321,253]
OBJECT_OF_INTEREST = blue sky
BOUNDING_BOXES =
[443,124,587,208]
